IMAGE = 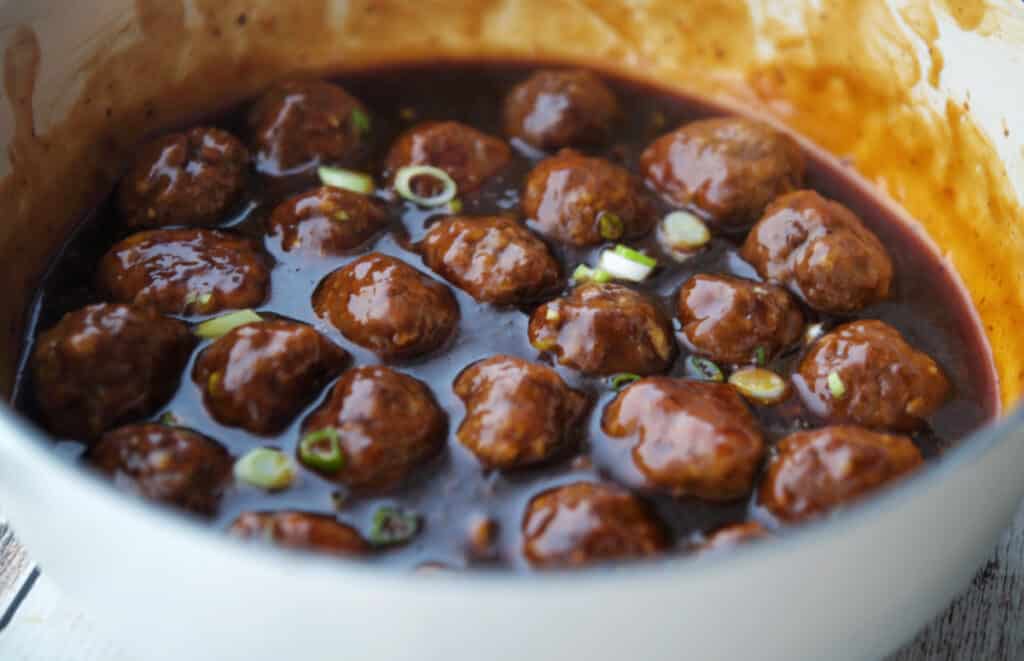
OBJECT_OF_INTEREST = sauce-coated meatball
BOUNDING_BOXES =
[640,117,804,231]
[677,273,803,365]
[741,190,893,314]
[96,229,270,316]
[385,121,511,195]
[602,378,765,500]
[193,320,348,434]
[454,355,589,470]
[267,186,387,257]
[301,366,447,491]
[421,215,561,305]
[31,304,194,440]
[313,253,459,360]
[89,424,232,516]
[503,69,618,150]
[248,80,368,175]
[698,522,768,552]
[118,127,249,229]
[522,149,655,246]
[529,283,675,376]
[760,425,923,522]
[795,320,949,431]
[522,482,668,568]
[230,511,369,556]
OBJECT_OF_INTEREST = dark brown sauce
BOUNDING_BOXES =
[12,63,999,571]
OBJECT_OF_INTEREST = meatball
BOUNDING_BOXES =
[640,117,804,231]
[230,511,369,557]
[313,253,459,360]
[31,304,194,440]
[193,320,348,434]
[118,127,249,229]
[602,378,765,500]
[385,121,511,195]
[795,320,950,431]
[300,366,447,491]
[698,522,768,552]
[760,425,923,522]
[522,482,668,568]
[267,186,387,256]
[96,229,270,316]
[88,424,232,516]
[503,69,619,150]
[529,283,675,376]
[453,355,589,470]
[522,150,655,246]
[677,273,803,365]
[248,80,368,175]
[421,215,561,305]
[741,190,893,314]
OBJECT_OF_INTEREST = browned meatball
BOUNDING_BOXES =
[96,229,270,316]
[421,215,561,305]
[795,320,950,431]
[503,69,619,150]
[677,273,803,365]
[230,511,369,556]
[640,117,804,231]
[522,150,655,246]
[31,304,194,440]
[248,80,368,175]
[741,190,893,314]
[118,127,249,229]
[313,253,459,360]
[698,522,768,552]
[529,283,675,376]
[453,355,589,470]
[193,320,348,434]
[385,121,511,195]
[522,482,668,568]
[300,366,446,491]
[267,186,388,256]
[602,378,765,500]
[760,425,923,522]
[88,424,232,516]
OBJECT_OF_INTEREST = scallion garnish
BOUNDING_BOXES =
[368,505,420,547]
[685,355,724,383]
[448,198,463,214]
[729,367,788,405]
[234,448,296,491]
[827,371,846,399]
[610,373,642,390]
[318,166,375,195]
[350,108,371,135]
[753,346,767,366]
[597,245,656,282]
[194,309,262,340]
[298,427,346,474]
[394,165,458,207]
[659,210,710,255]
[572,264,611,284]
[159,412,180,427]
[598,211,624,241]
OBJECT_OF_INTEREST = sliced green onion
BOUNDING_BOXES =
[394,165,458,207]
[448,198,463,214]
[685,355,724,383]
[753,346,767,366]
[572,264,611,284]
[194,309,262,340]
[318,166,375,195]
[610,373,642,390]
[613,244,657,267]
[350,108,371,134]
[660,210,710,254]
[299,428,346,474]
[598,245,657,282]
[159,412,180,426]
[368,505,420,547]
[234,448,296,491]
[827,371,846,399]
[729,367,788,405]
[598,212,624,241]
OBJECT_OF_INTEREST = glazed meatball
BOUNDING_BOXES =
[698,522,768,552]
[522,150,655,246]
[300,366,447,491]
[267,186,387,256]
[230,511,369,556]
[602,378,765,500]
[248,80,368,175]
[503,69,619,150]
[453,355,589,470]
[421,215,561,305]
[529,283,675,376]
[96,229,270,316]
[385,121,511,195]
[31,304,194,440]
[677,273,803,365]
[795,320,950,431]
[88,424,232,516]
[741,190,893,314]
[193,320,348,434]
[640,117,804,231]
[313,253,459,360]
[118,127,249,229]
[522,482,668,568]
[760,425,923,522]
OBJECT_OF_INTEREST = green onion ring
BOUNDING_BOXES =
[394,165,458,207]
